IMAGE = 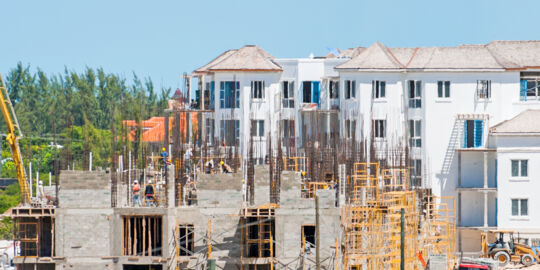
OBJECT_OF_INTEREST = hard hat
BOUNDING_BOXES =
[39,181,43,185]
[162,148,166,151]
[242,179,245,183]
[301,171,306,176]
[220,161,224,165]
[134,180,138,184]
[149,180,152,184]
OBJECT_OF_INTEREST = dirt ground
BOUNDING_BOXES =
[502,263,540,269]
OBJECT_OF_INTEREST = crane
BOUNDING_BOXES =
[0,73,30,205]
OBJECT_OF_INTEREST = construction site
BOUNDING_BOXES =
[4,39,540,270]
[4,81,457,270]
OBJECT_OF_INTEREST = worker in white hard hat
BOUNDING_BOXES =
[132,180,141,207]
[37,180,45,202]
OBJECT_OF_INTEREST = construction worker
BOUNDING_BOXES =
[145,180,155,207]
[132,180,141,207]
[160,147,169,172]
[37,180,45,202]
[184,148,193,173]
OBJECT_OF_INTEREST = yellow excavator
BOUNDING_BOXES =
[0,73,30,205]
[481,230,540,267]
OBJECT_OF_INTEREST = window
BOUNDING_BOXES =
[408,120,421,147]
[411,159,422,187]
[520,79,540,101]
[220,120,240,146]
[220,81,240,108]
[345,119,356,138]
[205,118,214,144]
[437,81,450,98]
[251,120,265,137]
[302,81,320,104]
[464,120,483,148]
[373,120,386,138]
[178,224,194,256]
[372,80,386,99]
[476,80,491,99]
[511,199,528,216]
[282,81,295,108]
[251,81,265,100]
[281,119,295,148]
[511,160,528,177]
[329,81,339,99]
[301,225,316,250]
[408,80,422,108]
[204,81,215,109]
[345,80,356,99]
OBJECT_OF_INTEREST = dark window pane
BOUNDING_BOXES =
[521,160,528,177]
[511,160,519,177]
[512,199,519,216]
[521,199,528,216]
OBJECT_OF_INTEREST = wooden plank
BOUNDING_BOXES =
[148,217,152,256]
[127,217,131,255]
[51,217,55,256]
[142,217,146,256]
[134,217,138,256]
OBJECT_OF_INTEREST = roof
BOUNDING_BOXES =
[336,40,540,71]
[490,110,540,134]
[194,45,282,73]
[193,49,237,74]
[122,116,198,142]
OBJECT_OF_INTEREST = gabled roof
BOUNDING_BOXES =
[194,45,282,73]
[336,42,404,70]
[490,110,540,134]
[336,40,540,71]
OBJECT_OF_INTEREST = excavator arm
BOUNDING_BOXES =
[0,73,30,205]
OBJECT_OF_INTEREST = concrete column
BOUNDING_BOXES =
[457,152,461,188]
[483,152,488,188]
[483,191,488,228]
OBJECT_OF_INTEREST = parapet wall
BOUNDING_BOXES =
[59,170,111,208]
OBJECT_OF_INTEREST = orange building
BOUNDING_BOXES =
[123,115,198,143]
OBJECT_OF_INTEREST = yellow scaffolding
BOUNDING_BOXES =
[283,157,309,172]
[240,205,277,270]
[342,162,455,270]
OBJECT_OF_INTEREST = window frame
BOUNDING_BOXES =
[329,80,339,99]
[251,120,265,138]
[476,80,491,100]
[408,80,422,108]
[373,119,386,138]
[408,119,421,148]
[220,81,240,109]
[344,80,356,100]
[511,159,528,178]
[372,80,386,99]
[511,198,529,217]
[345,119,356,139]
[521,78,540,101]
[437,81,451,99]
[282,81,295,108]
[411,159,422,187]
[251,81,265,101]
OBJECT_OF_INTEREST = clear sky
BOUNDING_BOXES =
[1,0,539,91]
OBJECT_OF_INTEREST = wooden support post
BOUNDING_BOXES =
[134,217,138,256]
[142,217,146,256]
[148,217,152,256]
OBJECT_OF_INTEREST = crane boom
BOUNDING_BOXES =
[0,73,30,205]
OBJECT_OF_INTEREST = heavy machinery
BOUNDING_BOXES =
[481,230,540,267]
[0,73,30,205]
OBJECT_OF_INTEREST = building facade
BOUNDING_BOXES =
[191,41,540,253]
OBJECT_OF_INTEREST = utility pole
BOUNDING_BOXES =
[316,195,320,270]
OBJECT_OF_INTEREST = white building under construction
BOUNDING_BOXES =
[189,40,540,253]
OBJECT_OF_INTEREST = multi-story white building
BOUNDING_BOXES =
[191,41,540,254]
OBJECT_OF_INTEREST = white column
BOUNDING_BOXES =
[29,162,32,198]
[484,191,488,228]
[49,172,52,187]
[89,152,93,171]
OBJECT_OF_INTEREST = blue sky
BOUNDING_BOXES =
[1,0,539,91]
